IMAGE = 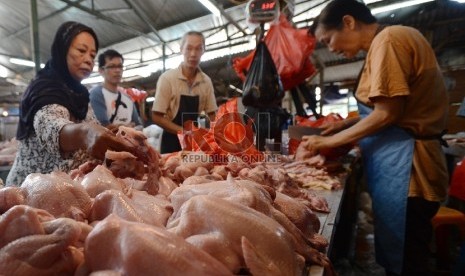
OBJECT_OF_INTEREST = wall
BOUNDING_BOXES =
[444,69,465,134]
[0,117,18,141]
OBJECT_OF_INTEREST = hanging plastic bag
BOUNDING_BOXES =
[233,15,316,91]
[242,40,284,108]
[216,97,239,120]
[264,15,316,90]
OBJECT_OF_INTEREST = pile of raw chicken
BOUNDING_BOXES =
[0,127,344,275]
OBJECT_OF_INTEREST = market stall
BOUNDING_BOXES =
[0,122,357,275]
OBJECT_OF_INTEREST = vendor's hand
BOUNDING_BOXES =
[320,120,346,136]
[302,135,331,154]
[85,124,135,160]
[294,135,323,161]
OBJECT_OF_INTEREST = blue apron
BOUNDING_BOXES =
[357,103,414,274]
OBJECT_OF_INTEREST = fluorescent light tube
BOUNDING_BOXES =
[197,0,221,16]
[9,58,36,67]
[364,0,383,4]
[371,0,434,14]
[81,76,103,85]
[0,65,8,78]
[9,58,45,68]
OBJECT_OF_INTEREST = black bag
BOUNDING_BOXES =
[109,92,127,123]
[242,41,284,108]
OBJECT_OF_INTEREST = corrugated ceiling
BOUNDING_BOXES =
[0,0,464,103]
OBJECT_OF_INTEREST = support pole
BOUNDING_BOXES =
[162,43,166,72]
[30,0,41,73]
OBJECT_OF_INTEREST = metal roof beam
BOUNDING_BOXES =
[209,0,248,37]
[122,0,174,53]
[4,0,86,41]
[30,0,40,74]
[58,0,161,44]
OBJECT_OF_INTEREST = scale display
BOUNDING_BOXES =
[248,0,279,23]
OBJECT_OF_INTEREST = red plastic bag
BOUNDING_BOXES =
[449,159,465,201]
[233,15,316,91]
[179,106,263,164]
[119,87,147,103]
[295,113,344,127]
[216,97,239,120]
[289,113,352,160]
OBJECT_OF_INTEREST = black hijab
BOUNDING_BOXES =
[17,21,99,140]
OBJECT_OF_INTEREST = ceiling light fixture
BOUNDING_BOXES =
[81,76,103,85]
[9,58,35,67]
[0,65,8,78]
[364,0,383,4]
[9,58,45,68]
[370,0,434,14]
[197,0,221,17]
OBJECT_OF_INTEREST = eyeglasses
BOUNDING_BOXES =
[102,64,124,70]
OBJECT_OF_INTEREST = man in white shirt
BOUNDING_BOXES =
[90,49,142,129]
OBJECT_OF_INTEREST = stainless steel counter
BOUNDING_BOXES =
[307,156,362,275]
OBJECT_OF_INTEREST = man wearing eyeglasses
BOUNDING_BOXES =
[89,49,143,130]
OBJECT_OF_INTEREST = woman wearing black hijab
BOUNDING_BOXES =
[6,21,137,186]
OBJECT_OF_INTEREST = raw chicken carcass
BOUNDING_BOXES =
[104,150,145,180]
[79,165,127,198]
[69,160,102,179]
[90,190,172,227]
[83,214,232,276]
[168,175,330,261]
[180,151,214,172]
[210,165,229,179]
[168,174,275,215]
[114,126,159,165]
[20,172,92,221]
[160,154,181,174]
[181,174,223,186]
[157,176,178,196]
[113,126,161,195]
[273,192,321,237]
[0,205,54,248]
[0,206,88,276]
[170,195,305,275]
[0,187,26,213]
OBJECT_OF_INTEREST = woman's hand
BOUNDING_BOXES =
[320,120,346,136]
[84,124,135,160]
[320,117,360,136]
[302,135,328,153]
[294,135,328,160]
[60,123,137,161]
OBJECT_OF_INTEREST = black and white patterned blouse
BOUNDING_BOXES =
[6,104,98,186]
